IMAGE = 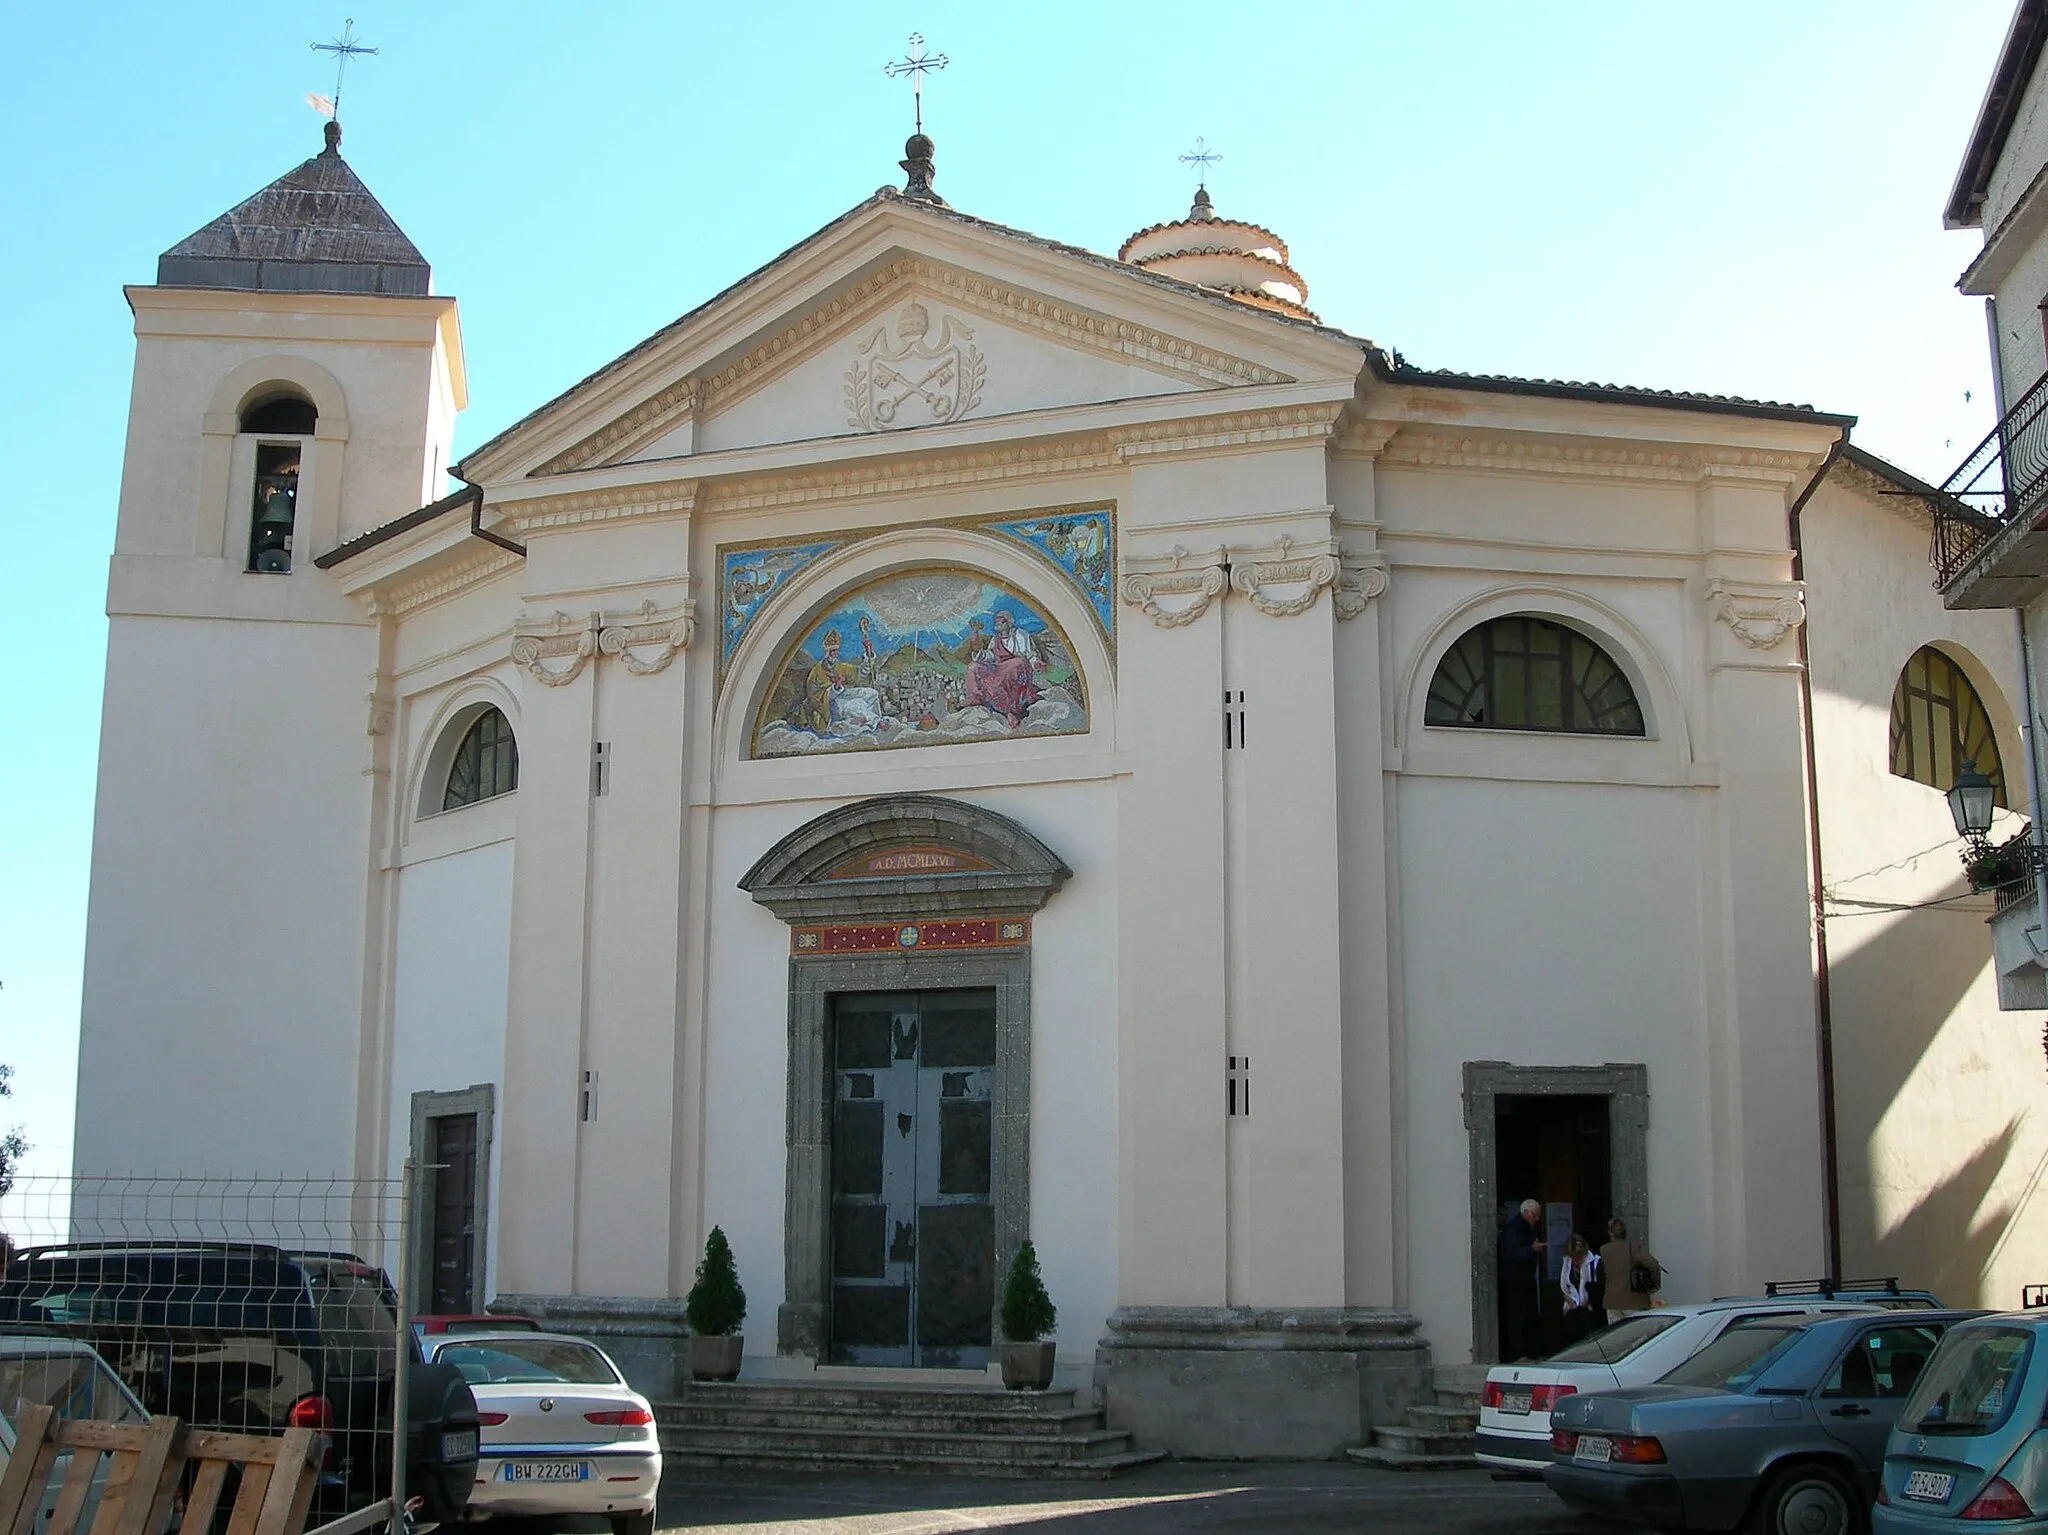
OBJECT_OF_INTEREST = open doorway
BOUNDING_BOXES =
[1463,1062,1649,1364]
[1495,1094,1611,1359]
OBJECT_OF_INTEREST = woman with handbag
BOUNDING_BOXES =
[1599,1217,1661,1314]
[1559,1234,1601,1343]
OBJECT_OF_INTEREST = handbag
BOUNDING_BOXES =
[1629,1252,1663,1295]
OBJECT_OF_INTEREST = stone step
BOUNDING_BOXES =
[1405,1404,1480,1433]
[1347,1445,1480,1473]
[658,1423,1134,1464]
[662,1445,1168,1480]
[658,1401,1106,1437]
[1371,1424,1478,1458]
[663,1383,1074,1415]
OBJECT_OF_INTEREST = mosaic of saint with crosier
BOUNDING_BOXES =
[753,569,1087,756]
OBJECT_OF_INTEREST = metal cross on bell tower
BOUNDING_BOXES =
[310,17,378,147]
[1180,137,1222,190]
[884,33,949,205]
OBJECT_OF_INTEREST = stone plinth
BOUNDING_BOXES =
[1093,1306,1430,1459]
[492,1293,691,1397]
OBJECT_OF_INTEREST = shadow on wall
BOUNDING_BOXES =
[1864,1118,2023,1308]
[1824,896,2034,1306]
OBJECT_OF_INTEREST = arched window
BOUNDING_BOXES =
[239,391,317,574]
[1890,647,2006,806]
[1425,616,1646,736]
[442,708,519,810]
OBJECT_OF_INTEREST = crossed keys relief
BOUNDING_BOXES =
[845,300,987,430]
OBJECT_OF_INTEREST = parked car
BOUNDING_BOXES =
[1874,1311,2048,1528]
[0,1333,150,1534]
[1544,1309,1975,1531]
[423,1330,660,1535]
[413,1314,541,1340]
[1478,1293,1900,1472]
[0,1242,480,1523]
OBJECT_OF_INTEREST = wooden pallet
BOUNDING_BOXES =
[0,1406,325,1535]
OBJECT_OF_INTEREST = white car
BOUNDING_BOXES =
[1475,1298,1886,1472]
[425,1330,660,1535]
[0,1334,150,1534]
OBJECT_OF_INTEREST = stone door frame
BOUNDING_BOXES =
[407,1082,496,1315]
[1462,1061,1648,1364]
[737,793,1070,1362]
[779,949,1032,1359]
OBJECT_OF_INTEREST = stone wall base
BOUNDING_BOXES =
[1093,1306,1431,1459]
[492,1293,690,1398]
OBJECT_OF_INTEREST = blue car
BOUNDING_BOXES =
[1876,1312,2048,1529]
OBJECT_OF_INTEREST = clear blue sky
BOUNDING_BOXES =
[0,0,2017,1179]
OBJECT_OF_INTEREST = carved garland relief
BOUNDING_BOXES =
[1119,538,1384,627]
[510,599,698,685]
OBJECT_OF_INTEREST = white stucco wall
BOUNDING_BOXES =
[1804,470,2048,1310]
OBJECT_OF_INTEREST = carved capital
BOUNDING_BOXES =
[1229,535,1340,618]
[365,687,395,737]
[1120,545,1229,628]
[599,598,697,676]
[511,611,600,686]
[1705,577,1805,650]
[1334,550,1389,621]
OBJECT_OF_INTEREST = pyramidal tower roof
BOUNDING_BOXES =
[156,122,430,296]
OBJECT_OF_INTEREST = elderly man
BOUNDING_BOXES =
[1499,1198,1547,1362]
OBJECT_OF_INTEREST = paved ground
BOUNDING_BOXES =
[641,1463,1593,1534]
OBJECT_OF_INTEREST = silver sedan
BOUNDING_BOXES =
[1545,1311,1979,1535]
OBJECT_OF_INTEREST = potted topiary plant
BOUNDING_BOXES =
[998,1238,1057,1390]
[684,1226,746,1382]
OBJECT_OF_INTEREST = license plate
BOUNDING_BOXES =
[1575,1436,1613,1463]
[502,1462,589,1483]
[1902,1470,1955,1502]
[1498,1391,1532,1415]
[441,1430,477,1462]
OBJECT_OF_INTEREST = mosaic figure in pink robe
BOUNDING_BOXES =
[963,610,1046,729]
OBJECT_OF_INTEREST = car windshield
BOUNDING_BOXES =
[1658,1323,1807,1391]
[1899,1327,2034,1435]
[1546,1312,1683,1365]
[436,1339,620,1386]
[0,1350,147,1425]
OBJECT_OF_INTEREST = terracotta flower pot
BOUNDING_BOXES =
[689,1334,743,1382]
[999,1340,1055,1391]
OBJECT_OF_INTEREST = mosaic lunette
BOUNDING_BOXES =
[753,569,1087,757]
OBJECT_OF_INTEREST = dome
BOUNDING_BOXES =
[1118,188,1314,321]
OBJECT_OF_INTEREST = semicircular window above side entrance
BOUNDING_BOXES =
[750,567,1089,758]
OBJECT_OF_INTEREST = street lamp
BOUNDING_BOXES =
[1949,760,1999,844]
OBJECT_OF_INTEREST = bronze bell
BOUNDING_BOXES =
[255,484,296,529]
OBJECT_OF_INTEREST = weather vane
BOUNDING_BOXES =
[1180,137,1222,191]
[884,33,949,137]
[309,19,378,122]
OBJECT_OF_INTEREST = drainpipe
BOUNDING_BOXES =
[1787,432,1848,1281]
[2016,608,2048,961]
[452,470,526,558]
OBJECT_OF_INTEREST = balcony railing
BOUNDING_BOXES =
[1932,368,2048,587]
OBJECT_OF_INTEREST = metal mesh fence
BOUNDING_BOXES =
[0,1175,411,1525]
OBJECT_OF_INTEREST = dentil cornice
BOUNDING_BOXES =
[1381,432,1700,482]
[1114,404,1342,462]
[1704,576,1805,650]
[525,256,1293,480]
[506,481,699,535]
[369,546,523,618]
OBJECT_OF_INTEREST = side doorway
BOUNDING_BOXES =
[1464,1063,1648,1364]
[409,1084,496,1315]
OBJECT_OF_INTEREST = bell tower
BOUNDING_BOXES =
[75,122,465,1181]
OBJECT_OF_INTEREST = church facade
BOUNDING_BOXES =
[74,123,2048,1455]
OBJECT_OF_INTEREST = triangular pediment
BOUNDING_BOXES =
[460,196,1360,483]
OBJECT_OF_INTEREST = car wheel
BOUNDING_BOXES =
[1750,1462,1861,1535]
[610,1513,656,1535]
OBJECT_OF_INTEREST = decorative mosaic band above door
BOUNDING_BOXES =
[717,501,1115,688]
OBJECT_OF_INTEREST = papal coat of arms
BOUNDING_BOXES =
[845,300,986,430]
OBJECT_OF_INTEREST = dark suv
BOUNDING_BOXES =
[0,1242,478,1521]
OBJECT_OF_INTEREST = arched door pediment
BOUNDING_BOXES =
[738,794,1070,924]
